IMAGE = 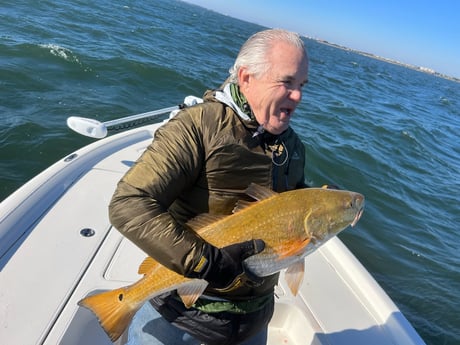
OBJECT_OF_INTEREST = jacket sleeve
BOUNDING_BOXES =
[108,109,207,276]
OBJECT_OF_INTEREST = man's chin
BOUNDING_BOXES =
[267,125,289,135]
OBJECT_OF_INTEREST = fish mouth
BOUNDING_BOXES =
[350,192,365,227]
[351,207,364,227]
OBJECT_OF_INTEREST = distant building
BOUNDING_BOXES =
[419,66,435,74]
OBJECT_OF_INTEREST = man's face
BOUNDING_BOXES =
[239,41,309,135]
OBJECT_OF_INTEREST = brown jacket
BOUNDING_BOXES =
[109,90,306,299]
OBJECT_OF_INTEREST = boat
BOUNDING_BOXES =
[0,96,426,345]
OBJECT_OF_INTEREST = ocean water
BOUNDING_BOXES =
[1,0,459,344]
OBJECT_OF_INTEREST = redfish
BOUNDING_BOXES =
[78,184,364,341]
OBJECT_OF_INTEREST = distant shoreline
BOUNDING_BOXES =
[311,38,459,83]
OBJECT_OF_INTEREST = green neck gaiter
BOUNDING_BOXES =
[229,83,254,120]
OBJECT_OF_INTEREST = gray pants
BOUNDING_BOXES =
[126,295,273,345]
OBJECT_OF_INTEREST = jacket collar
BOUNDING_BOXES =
[214,83,253,121]
[213,83,292,141]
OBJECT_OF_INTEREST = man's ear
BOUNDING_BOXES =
[237,66,251,91]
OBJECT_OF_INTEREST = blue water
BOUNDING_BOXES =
[1,1,459,343]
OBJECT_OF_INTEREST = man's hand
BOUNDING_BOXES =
[188,239,265,291]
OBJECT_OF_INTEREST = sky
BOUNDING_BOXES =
[184,0,459,79]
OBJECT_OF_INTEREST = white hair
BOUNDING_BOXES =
[228,29,306,83]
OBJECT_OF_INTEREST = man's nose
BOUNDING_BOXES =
[289,88,302,103]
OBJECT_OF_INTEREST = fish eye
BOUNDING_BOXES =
[347,199,354,209]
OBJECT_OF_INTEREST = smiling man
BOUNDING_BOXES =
[234,32,309,135]
[109,29,310,345]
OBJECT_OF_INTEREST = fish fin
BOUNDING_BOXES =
[245,183,278,201]
[177,280,209,308]
[285,260,305,296]
[278,238,311,259]
[186,214,225,231]
[78,287,141,342]
[232,199,255,213]
[138,256,159,275]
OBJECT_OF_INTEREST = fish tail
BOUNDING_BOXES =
[78,287,141,342]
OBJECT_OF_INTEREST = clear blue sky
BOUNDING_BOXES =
[184,0,459,79]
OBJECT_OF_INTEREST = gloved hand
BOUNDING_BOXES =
[187,239,265,292]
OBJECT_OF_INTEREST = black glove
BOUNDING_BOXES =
[188,239,265,292]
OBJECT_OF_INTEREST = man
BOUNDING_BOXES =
[109,28,309,345]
